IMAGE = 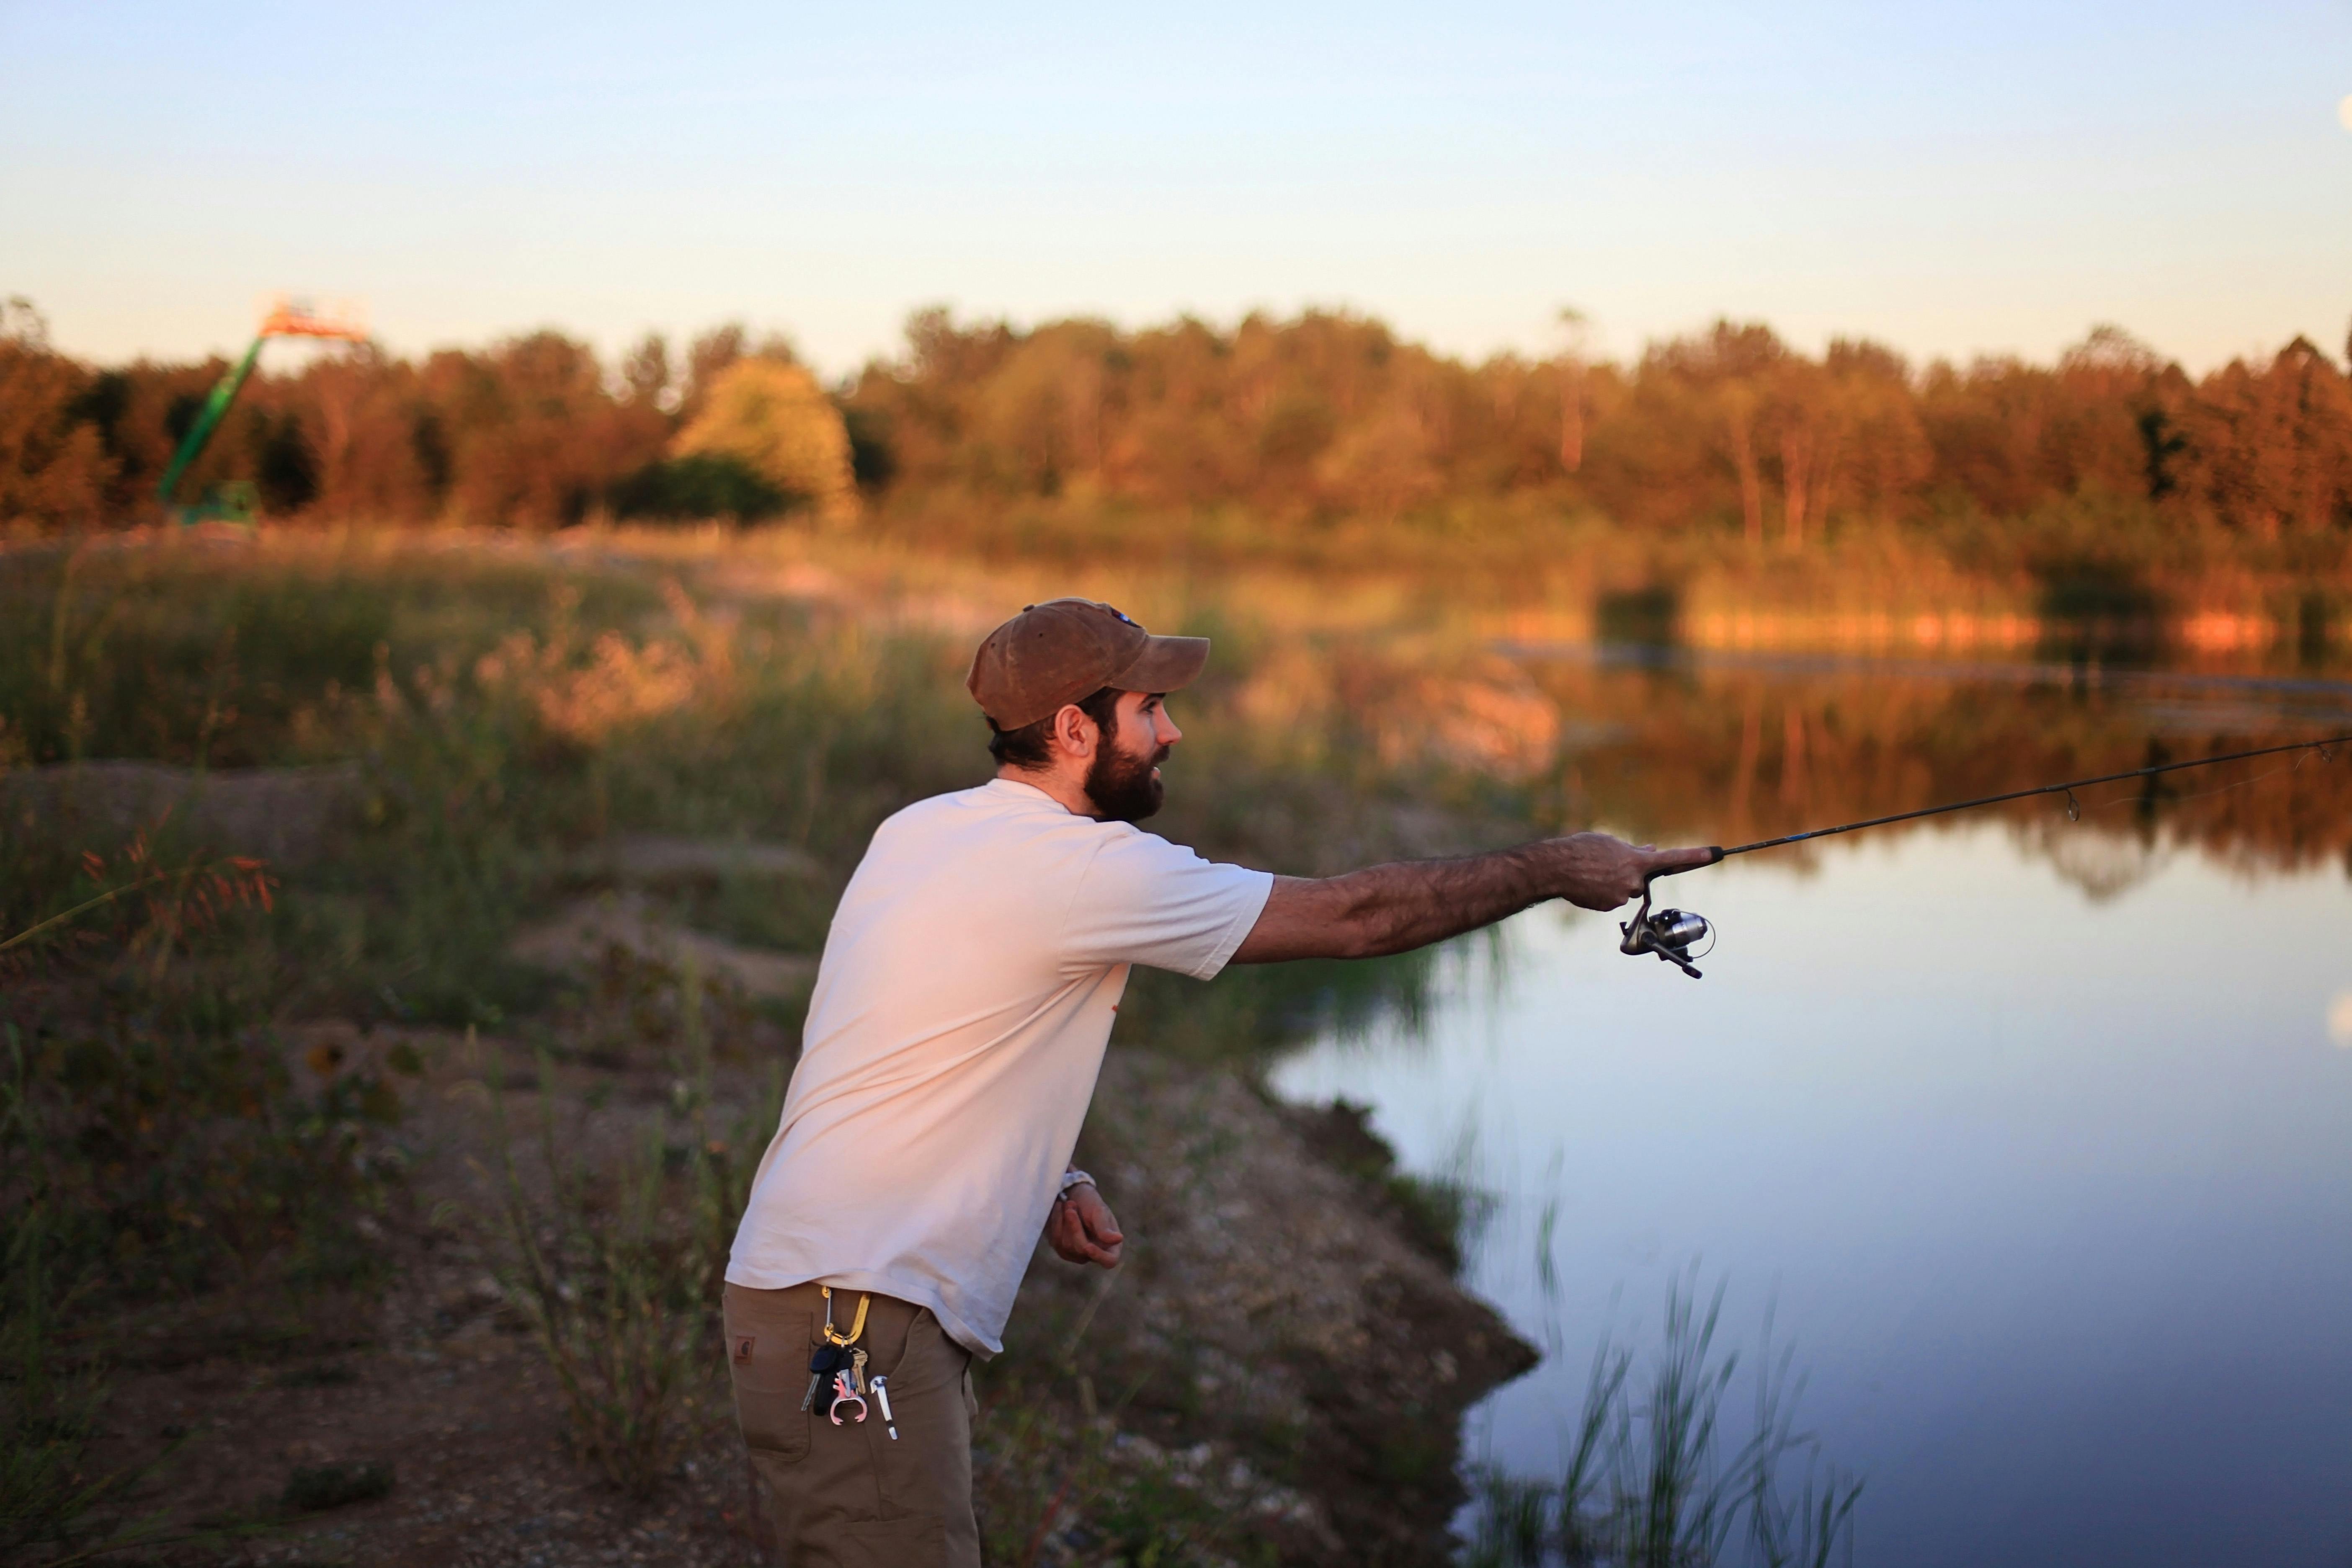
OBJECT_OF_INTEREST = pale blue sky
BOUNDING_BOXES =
[4,1,2349,377]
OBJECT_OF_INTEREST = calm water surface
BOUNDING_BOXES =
[1273,820,2352,1565]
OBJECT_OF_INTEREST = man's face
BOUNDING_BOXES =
[1085,691,1181,823]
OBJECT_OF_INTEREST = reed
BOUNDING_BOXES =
[1462,1269,1862,1568]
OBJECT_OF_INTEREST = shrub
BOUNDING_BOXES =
[608,453,794,524]
[281,1460,395,1512]
[0,820,413,1309]
[0,1014,412,1307]
[672,358,857,524]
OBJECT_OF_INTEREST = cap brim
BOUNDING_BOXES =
[1109,634,1210,694]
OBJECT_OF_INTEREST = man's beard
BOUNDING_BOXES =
[1086,735,1168,823]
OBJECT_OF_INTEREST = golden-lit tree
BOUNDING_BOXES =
[2174,338,2352,538]
[673,358,857,523]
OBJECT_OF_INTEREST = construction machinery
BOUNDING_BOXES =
[155,297,367,525]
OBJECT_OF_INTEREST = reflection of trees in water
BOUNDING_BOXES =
[2024,821,2173,901]
[1504,659,2352,874]
[1191,628,2349,879]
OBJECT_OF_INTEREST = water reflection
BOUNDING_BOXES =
[1272,824,2352,1568]
[1488,645,2352,872]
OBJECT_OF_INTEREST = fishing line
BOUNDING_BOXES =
[2086,756,2303,813]
[2081,738,2345,815]
[1616,731,2352,979]
[1714,733,2352,858]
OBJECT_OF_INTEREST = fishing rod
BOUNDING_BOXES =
[1618,731,2352,978]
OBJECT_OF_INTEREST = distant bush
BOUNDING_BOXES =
[1596,584,1682,647]
[608,452,794,524]
[842,404,897,490]
[672,358,858,524]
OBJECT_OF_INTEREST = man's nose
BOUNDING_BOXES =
[1155,712,1183,745]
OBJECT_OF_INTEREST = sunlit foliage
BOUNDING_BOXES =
[3,298,2349,558]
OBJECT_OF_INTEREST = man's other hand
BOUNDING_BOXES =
[1551,834,1721,911]
[1047,1184,1124,1268]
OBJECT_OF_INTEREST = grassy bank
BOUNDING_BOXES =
[0,526,1529,1566]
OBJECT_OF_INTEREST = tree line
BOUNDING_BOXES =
[5,295,2350,548]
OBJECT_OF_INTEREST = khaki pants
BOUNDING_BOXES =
[724,1282,982,1568]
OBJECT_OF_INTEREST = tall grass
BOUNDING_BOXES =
[0,817,413,1313]
[0,1207,121,1558]
[1463,1270,1861,1568]
[0,1096,276,1564]
[482,961,785,1499]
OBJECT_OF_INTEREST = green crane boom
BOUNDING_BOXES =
[153,299,368,524]
[154,335,267,515]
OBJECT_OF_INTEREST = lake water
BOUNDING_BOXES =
[1271,665,2352,1566]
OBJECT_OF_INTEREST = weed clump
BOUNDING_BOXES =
[0,1216,124,1557]
[5,1019,410,1302]
[281,1460,394,1512]
[482,967,784,1499]
[0,810,415,1313]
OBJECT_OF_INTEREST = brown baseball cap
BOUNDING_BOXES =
[967,598,1210,730]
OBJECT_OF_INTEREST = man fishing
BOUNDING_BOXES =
[722,597,1713,1565]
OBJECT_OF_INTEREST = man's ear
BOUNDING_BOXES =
[1049,702,1097,761]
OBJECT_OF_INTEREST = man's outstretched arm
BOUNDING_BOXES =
[1230,833,1718,964]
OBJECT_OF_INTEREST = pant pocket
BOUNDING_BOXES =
[724,1287,812,1462]
[873,1309,962,1399]
[867,1312,975,1534]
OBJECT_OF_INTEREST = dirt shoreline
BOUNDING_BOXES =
[73,1034,1533,1568]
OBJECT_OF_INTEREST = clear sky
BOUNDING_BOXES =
[4,1,2349,378]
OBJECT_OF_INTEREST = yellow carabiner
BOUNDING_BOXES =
[820,1284,870,1347]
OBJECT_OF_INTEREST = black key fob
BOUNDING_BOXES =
[809,1344,842,1416]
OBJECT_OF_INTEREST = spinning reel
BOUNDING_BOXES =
[1618,882,1713,979]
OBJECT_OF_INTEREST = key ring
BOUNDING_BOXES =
[828,1369,867,1426]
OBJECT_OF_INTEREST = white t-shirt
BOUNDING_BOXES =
[726,777,1274,1355]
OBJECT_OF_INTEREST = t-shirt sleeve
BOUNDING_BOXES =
[1062,830,1275,981]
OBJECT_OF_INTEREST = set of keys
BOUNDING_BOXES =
[802,1340,869,1424]
[797,1287,900,1439]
